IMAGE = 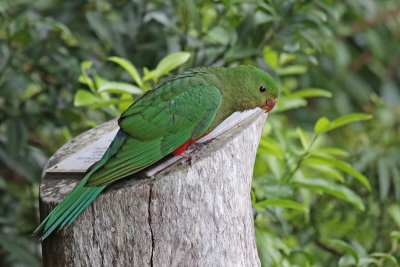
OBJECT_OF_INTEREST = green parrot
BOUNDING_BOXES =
[34,65,278,240]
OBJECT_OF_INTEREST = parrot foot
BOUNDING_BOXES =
[181,141,210,165]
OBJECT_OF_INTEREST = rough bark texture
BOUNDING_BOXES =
[40,112,267,267]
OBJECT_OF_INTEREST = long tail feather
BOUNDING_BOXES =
[34,130,127,240]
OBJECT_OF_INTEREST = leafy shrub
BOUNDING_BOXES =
[0,0,399,266]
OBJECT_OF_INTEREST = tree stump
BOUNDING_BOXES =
[39,110,268,267]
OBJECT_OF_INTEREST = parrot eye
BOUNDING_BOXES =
[259,85,266,92]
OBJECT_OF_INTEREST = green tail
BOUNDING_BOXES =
[34,130,128,240]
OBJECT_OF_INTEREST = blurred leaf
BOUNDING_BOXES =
[263,46,278,68]
[89,99,132,110]
[6,119,27,157]
[258,137,285,159]
[86,11,112,44]
[276,65,307,76]
[305,156,371,191]
[98,82,142,95]
[205,25,237,45]
[369,253,397,265]
[74,90,99,106]
[0,43,10,72]
[315,113,373,134]
[275,97,307,112]
[201,7,217,31]
[79,61,95,91]
[304,163,345,182]
[108,57,143,87]
[390,231,400,240]
[0,143,39,182]
[119,93,134,113]
[388,205,400,228]
[279,53,296,65]
[285,88,332,98]
[311,147,349,157]
[292,177,365,210]
[255,228,290,266]
[254,199,308,212]
[296,127,309,149]
[378,158,390,201]
[154,52,191,78]
[326,239,359,264]
[314,117,332,134]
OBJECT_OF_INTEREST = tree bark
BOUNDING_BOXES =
[39,111,267,267]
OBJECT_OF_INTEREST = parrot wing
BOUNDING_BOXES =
[86,79,222,187]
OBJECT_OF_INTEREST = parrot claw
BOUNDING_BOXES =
[181,142,209,165]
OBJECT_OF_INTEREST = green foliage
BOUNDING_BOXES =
[0,0,399,266]
[74,52,191,116]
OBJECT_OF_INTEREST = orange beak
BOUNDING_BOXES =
[260,98,277,113]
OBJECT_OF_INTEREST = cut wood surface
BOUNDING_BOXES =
[39,111,268,267]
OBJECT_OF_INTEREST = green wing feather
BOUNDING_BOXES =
[87,80,222,186]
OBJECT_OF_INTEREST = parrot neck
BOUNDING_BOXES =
[205,67,253,111]
[203,67,254,131]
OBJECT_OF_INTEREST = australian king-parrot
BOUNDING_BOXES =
[35,65,278,239]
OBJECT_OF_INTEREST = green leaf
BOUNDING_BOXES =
[305,156,371,191]
[254,199,308,212]
[89,99,132,110]
[258,137,285,159]
[142,70,156,82]
[274,97,307,112]
[311,147,349,157]
[0,44,10,72]
[378,158,390,201]
[285,88,332,98]
[154,52,191,78]
[119,93,134,113]
[0,143,41,182]
[108,57,143,87]
[74,90,99,106]
[98,82,142,95]
[263,46,278,68]
[388,205,400,228]
[390,230,400,240]
[296,127,309,149]
[330,113,373,129]
[292,177,365,210]
[205,26,237,45]
[314,117,331,134]
[276,65,307,76]
[327,239,359,265]
[6,119,26,157]
[314,113,373,134]
[279,53,296,65]
[250,190,256,205]
[304,163,345,182]
[369,253,398,265]
[80,60,95,92]
[86,11,112,44]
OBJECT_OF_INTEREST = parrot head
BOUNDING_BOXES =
[221,65,278,113]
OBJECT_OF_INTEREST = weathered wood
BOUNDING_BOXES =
[40,111,267,267]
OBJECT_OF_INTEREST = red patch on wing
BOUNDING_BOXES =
[172,132,208,155]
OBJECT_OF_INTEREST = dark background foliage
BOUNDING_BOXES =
[0,0,399,266]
